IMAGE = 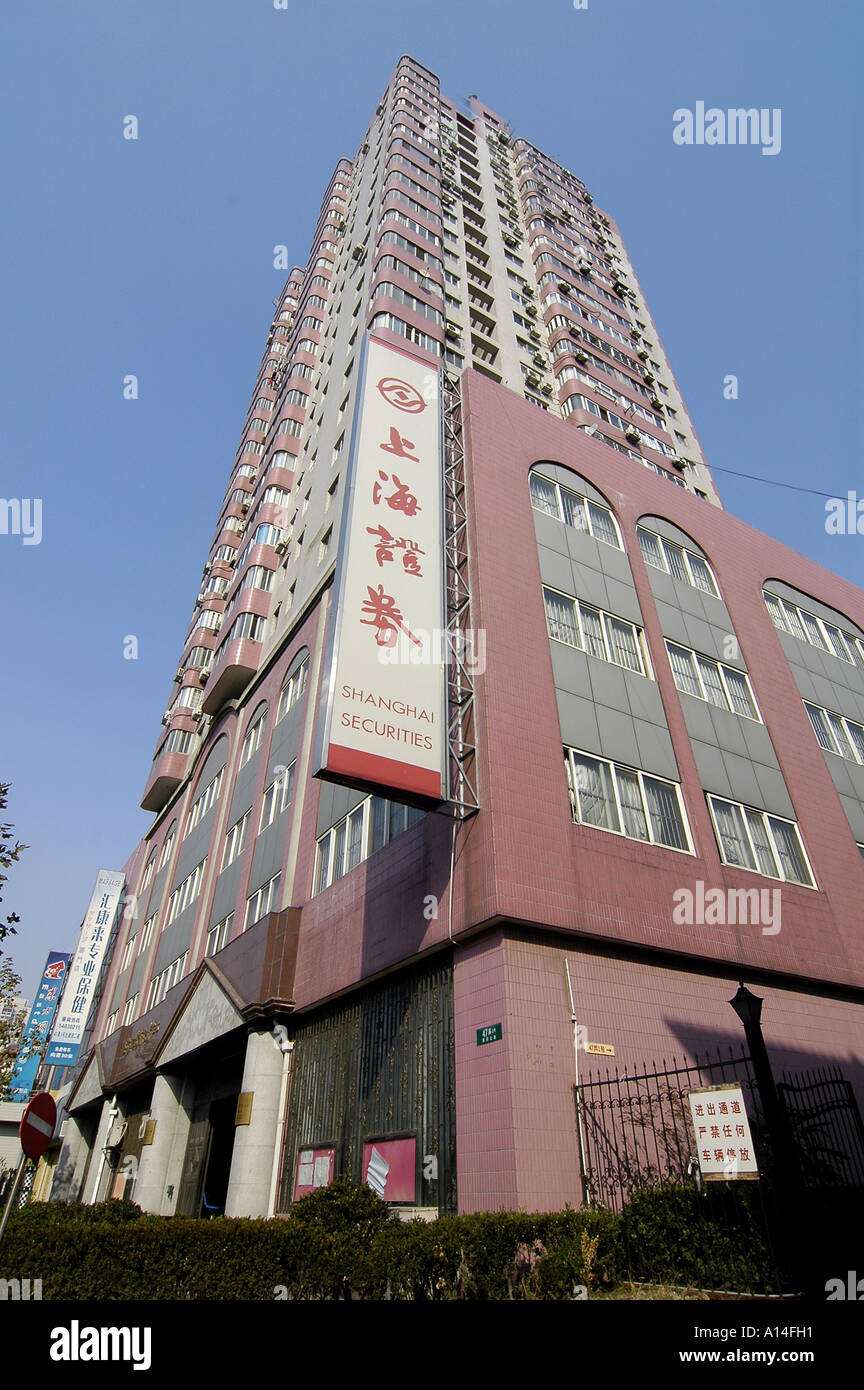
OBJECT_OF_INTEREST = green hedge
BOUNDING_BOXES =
[0,1181,773,1299]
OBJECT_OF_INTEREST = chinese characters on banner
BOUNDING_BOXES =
[316,335,446,801]
[687,1084,760,1180]
[5,951,71,1101]
[43,869,125,1068]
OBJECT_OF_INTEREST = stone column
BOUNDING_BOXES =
[49,1110,97,1203]
[134,1073,185,1214]
[224,1027,285,1218]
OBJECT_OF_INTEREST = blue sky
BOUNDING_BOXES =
[1,0,861,999]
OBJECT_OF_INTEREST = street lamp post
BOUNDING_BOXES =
[728,982,808,1295]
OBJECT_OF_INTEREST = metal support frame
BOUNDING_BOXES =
[441,370,479,819]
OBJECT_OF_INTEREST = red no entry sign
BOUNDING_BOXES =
[20,1092,57,1160]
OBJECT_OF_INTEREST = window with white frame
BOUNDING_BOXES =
[206,913,234,956]
[803,702,864,764]
[529,472,621,547]
[260,762,296,833]
[763,591,864,670]
[158,825,176,869]
[221,808,251,870]
[244,873,281,930]
[139,913,157,953]
[565,747,691,852]
[165,859,207,927]
[543,588,650,676]
[314,796,424,894]
[121,994,139,1026]
[276,657,309,721]
[707,796,814,886]
[637,526,719,598]
[104,1010,119,1037]
[665,642,760,719]
[119,932,137,972]
[239,709,267,766]
[184,769,223,837]
[140,854,156,894]
[146,953,189,1012]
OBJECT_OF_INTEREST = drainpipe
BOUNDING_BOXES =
[564,961,590,1206]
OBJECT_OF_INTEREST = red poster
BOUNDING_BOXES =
[362,1136,417,1203]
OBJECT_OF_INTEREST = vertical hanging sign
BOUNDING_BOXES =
[5,952,71,1101]
[315,334,446,802]
[43,869,125,1068]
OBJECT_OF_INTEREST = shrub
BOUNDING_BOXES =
[0,1181,774,1298]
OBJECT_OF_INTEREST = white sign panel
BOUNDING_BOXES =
[688,1084,759,1180]
[44,869,125,1068]
[316,333,446,801]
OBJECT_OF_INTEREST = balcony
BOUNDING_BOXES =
[201,637,263,715]
[141,747,190,813]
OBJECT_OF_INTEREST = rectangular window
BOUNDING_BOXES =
[708,796,814,885]
[804,701,864,765]
[244,873,281,930]
[666,641,759,719]
[314,794,423,893]
[185,769,223,836]
[222,808,251,869]
[139,914,157,953]
[277,657,309,720]
[206,913,234,956]
[543,588,647,675]
[638,527,719,597]
[529,473,620,547]
[260,761,295,831]
[566,747,691,852]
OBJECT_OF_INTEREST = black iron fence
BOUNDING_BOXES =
[575,1048,864,1295]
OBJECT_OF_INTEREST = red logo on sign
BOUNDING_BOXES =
[376,377,426,414]
[44,960,66,979]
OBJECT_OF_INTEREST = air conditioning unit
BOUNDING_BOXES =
[525,371,540,387]
[637,348,650,361]
[275,540,289,555]
[541,383,553,395]
[532,352,545,366]
[574,350,589,365]
[445,321,462,339]
[191,711,203,722]
[625,427,642,444]
[528,328,541,342]
[199,668,211,685]
[351,244,365,260]
[643,371,656,385]
[525,304,538,317]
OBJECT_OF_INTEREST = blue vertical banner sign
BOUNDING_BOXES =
[5,952,71,1101]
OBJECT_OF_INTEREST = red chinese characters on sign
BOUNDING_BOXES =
[380,426,419,461]
[358,372,434,651]
[366,524,424,576]
[360,584,422,649]
[372,471,421,516]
